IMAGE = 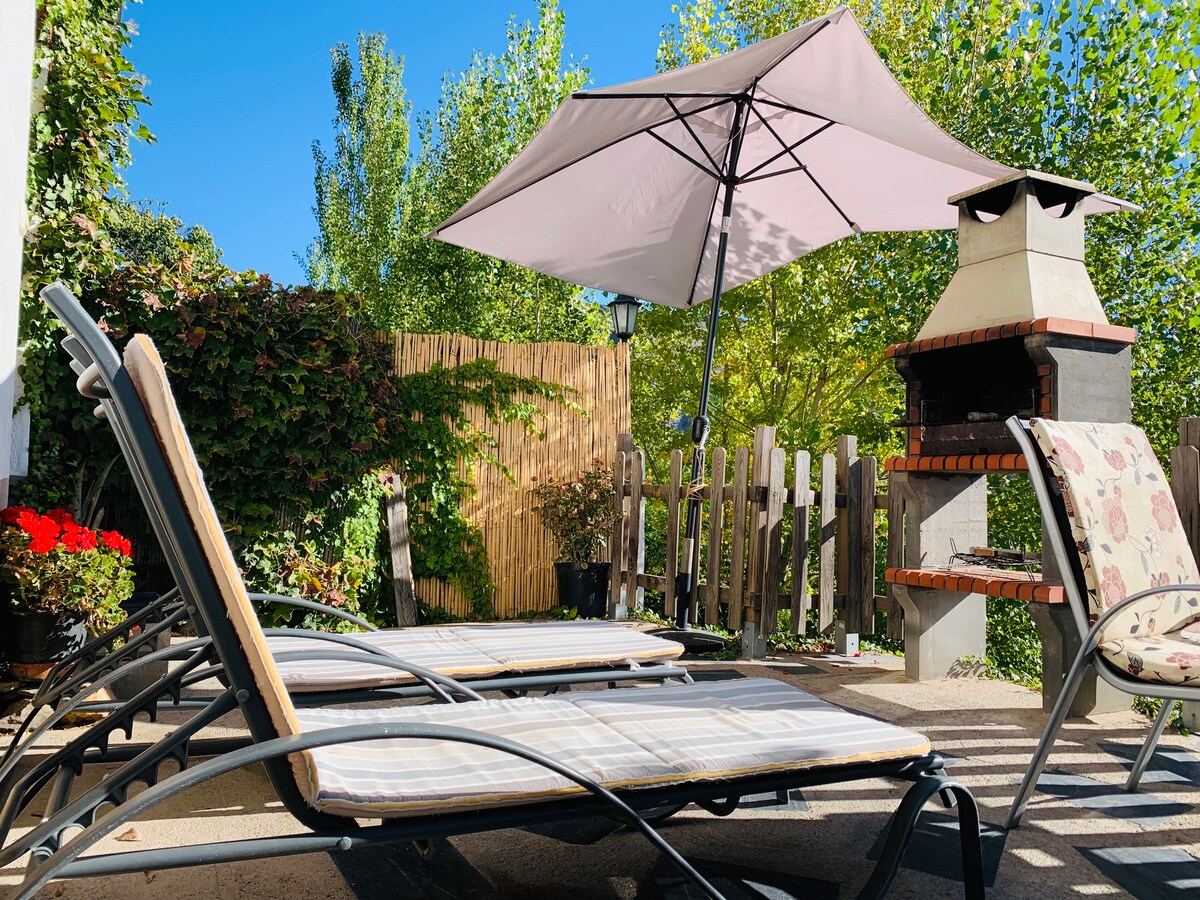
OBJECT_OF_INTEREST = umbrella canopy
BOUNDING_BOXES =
[431,4,1136,632]
[431,5,1133,310]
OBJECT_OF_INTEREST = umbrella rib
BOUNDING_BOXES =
[738,119,836,180]
[647,130,720,181]
[666,97,724,175]
[748,104,859,232]
[434,99,734,235]
[683,172,726,310]
[754,97,835,121]
[573,91,744,100]
[738,164,807,185]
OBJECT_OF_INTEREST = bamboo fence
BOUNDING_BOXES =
[394,333,631,618]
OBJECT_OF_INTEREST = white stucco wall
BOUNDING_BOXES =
[0,2,36,507]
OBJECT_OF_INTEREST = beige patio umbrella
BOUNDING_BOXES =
[431,4,1134,628]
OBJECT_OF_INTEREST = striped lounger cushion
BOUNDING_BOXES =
[270,621,684,691]
[294,678,931,817]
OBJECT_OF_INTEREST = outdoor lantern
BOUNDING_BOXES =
[609,295,639,342]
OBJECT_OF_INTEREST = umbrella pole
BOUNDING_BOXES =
[676,98,749,630]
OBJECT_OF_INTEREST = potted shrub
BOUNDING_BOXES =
[529,460,622,618]
[0,506,133,680]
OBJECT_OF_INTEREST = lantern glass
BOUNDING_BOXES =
[609,295,639,342]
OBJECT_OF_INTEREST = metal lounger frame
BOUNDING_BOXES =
[7,283,986,899]
[0,287,689,812]
[1005,415,1200,827]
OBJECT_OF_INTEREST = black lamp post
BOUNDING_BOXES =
[608,295,639,342]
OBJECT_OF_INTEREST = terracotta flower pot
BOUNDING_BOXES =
[554,562,611,619]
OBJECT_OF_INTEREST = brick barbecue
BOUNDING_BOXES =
[886,171,1135,469]
[882,170,1139,716]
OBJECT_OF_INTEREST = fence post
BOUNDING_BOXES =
[834,436,858,653]
[625,450,645,610]
[386,477,419,627]
[790,450,812,635]
[742,426,777,658]
[729,446,750,630]
[759,448,787,640]
[846,454,878,635]
[664,449,683,618]
[818,453,837,632]
[1173,419,1200,730]
[705,447,727,627]
[610,443,628,619]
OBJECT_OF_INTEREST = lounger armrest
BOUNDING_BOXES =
[1082,583,1200,654]
[249,594,379,631]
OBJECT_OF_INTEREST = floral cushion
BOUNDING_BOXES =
[1030,419,1200,683]
[1100,632,1200,686]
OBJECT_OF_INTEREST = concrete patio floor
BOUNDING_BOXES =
[3,651,1198,899]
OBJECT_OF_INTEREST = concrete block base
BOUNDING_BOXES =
[1030,602,1128,717]
[1181,701,1200,731]
[739,622,767,660]
[895,584,986,680]
[834,621,859,655]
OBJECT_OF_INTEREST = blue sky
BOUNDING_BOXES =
[122,1,677,286]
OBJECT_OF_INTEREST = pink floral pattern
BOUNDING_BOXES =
[1032,419,1200,685]
[1151,491,1177,533]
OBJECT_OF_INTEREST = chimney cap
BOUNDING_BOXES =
[948,169,1097,207]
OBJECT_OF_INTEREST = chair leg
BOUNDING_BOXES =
[1126,700,1173,791]
[856,774,983,900]
[1006,647,1096,829]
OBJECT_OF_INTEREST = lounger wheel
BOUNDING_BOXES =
[412,838,438,861]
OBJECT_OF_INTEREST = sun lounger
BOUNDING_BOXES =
[0,312,985,898]
[0,285,686,839]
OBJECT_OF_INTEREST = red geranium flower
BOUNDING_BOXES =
[100,530,131,556]
[0,505,34,524]
[61,527,81,552]
[28,535,58,554]
[18,511,61,545]
[45,509,75,526]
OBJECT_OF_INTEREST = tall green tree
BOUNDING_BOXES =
[305,0,607,343]
[637,0,1200,469]
[305,32,411,327]
[398,0,605,343]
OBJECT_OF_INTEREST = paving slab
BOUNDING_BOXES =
[2,652,1198,898]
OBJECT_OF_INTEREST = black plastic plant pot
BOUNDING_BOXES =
[554,561,611,619]
[6,610,88,679]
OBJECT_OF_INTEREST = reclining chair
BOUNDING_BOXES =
[0,307,985,899]
[1006,416,1200,828]
[0,284,687,840]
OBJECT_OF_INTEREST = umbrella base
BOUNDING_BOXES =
[648,626,731,655]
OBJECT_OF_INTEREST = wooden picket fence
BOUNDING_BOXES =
[610,425,887,647]
[1171,417,1200,564]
